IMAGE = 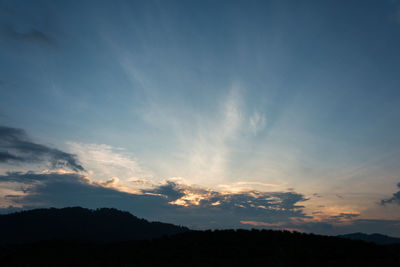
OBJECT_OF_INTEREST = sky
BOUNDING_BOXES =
[1,0,400,236]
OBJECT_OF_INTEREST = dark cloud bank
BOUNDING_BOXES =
[381,182,400,205]
[0,126,84,171]
[1,125,400,236]
[0,171,308,230]
[1,170,400,236]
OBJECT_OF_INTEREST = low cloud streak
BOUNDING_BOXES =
[0,126,84,172]
[381,182,400,205]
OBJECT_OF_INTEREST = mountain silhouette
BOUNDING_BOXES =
[0,207,189,244]
[339,232,400,245]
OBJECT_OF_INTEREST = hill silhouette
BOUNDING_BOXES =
[0,207,189,243]
[0,208,400,266]
[339,232,400,245]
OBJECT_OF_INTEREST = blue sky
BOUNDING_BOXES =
[1,0,400,236]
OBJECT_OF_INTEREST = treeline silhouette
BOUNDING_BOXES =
[0,207,399,266]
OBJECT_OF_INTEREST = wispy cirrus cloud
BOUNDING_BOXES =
[181,86,243,185]
[145,83,267,186]
[249,110,266,135]
[67,142,152,182]
[109,44,268,186]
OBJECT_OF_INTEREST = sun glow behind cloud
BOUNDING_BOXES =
[62,131,400,228]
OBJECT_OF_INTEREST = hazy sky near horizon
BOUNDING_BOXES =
[1,0,400,236]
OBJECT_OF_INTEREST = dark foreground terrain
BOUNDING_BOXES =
[1,230,400,266]
[1,208,400,266]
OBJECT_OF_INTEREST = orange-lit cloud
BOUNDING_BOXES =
[240,221,285,227]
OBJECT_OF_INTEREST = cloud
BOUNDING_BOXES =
[67,142,151,181]
[240,221,285,227]
[303,218,400,237]
[0,151,23,162]
[0,171,309,229]
[1,25,58,48]
[0,126,84,172]
[239,217,400,237]
[1,171,400,236]
[143,179,308,216]
[0,171,87,185]
[176,86,243,185]
[0,171,162,213]
[328,212,360,223]
[381,182,400,205]
[249,111,266,135]
[218,181,283,193]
